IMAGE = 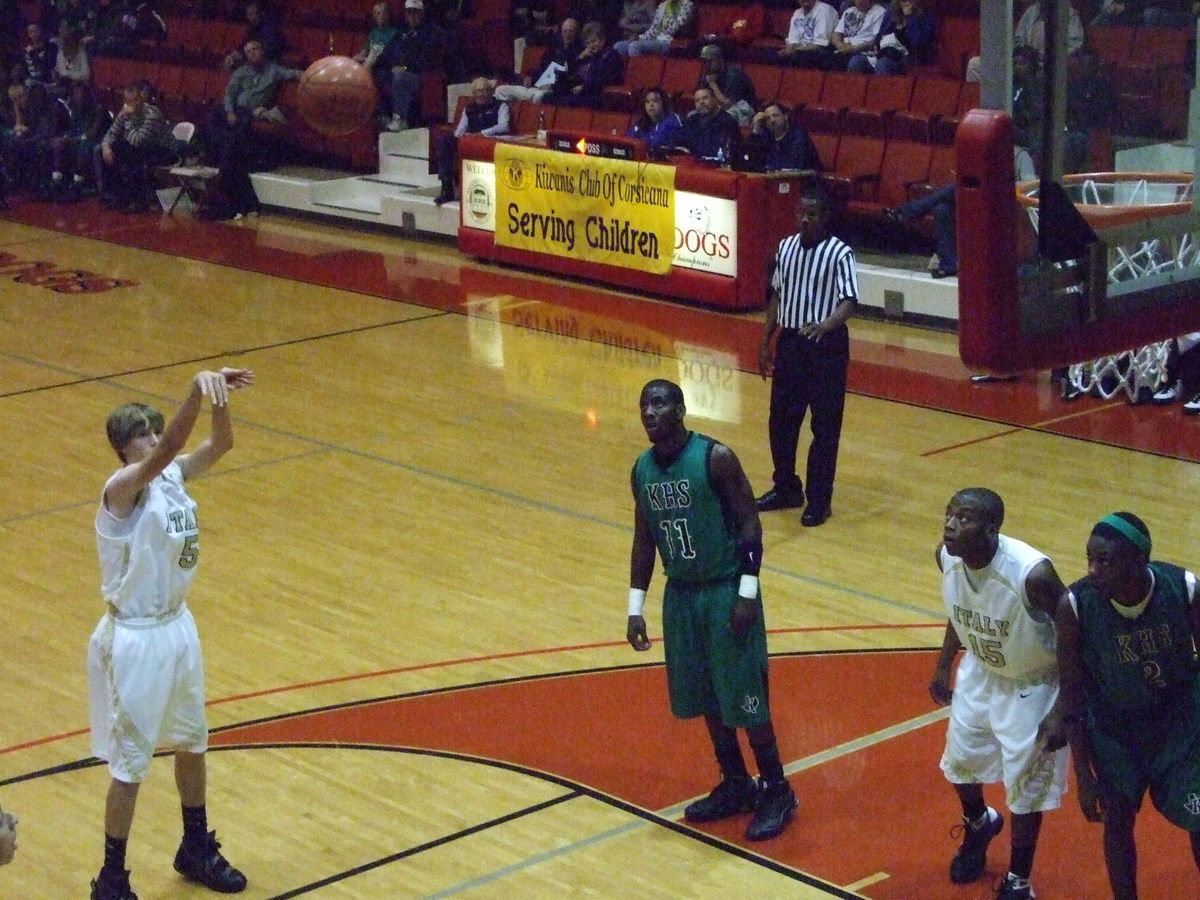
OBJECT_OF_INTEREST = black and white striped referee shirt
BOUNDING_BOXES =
[769,234,859,329]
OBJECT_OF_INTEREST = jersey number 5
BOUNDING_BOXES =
[659,518,696,560]
[968,633,1007,668]
[178,535,199,569]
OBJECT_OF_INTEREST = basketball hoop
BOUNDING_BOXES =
[1016,172,1195,401]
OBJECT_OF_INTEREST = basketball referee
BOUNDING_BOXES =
[755,187,857,527]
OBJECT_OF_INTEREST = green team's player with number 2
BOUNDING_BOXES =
[931,487,1070,900]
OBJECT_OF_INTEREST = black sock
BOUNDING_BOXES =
[749,736,785,786]
[711,724,748,779]
[1009,844,1036,879]
[962,799,988,825]
[102,834,127,875]
[182,804,208,844]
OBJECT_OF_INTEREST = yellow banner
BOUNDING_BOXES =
[494,144,675,274]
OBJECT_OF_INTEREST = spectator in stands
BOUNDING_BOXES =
[548,20,623,108]
[22,23,56,92]
[847,0,934,75]
[203,38,302,218]
[829,0,885,70]
[513,0,555,40]
[224,1,286,69]
[434,77,508,205]
[47,81,109,200]
[90,0,140,58]
[613,0,694,57]
[1011,44,1043,158]
[0,82,53,196]
[617,0,656,40]
[693,1,766,56]
[1141,0,1199,26]
[626,85,683,155]
[54,23,90,93]
[775,0,838,69]
[883,145,1036,279]
[697,43,756,127]
[98,81,172,212]
[966,1,1083,82]
[749,101,821,171]
[1065,46,1115,173]
[678,84,739,159]
[496,17,583,104]
[380,0,441,131]
[1091,0,1143,26]
[59,0,98,40]
[354,2,400,73]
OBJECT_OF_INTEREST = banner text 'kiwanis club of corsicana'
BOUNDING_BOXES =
[495,144,675,274]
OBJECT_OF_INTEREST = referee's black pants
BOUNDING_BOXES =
[767,325,849,514]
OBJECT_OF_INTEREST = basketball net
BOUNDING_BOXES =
[1019,174,1195,401]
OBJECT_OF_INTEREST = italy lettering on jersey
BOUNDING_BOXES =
[633,432,737,582]
[941,534,1056,681]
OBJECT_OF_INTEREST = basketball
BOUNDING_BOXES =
[297,56,377,138]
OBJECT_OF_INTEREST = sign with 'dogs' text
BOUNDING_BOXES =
[495,144,675,274]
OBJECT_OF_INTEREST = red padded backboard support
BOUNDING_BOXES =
[956,109,1020,373]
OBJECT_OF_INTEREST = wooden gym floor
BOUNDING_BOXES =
[0,200,1198,898]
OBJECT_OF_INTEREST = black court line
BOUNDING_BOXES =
[1,741,859,895]
[0,310,451,400]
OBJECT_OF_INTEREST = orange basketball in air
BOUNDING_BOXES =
[297,56,377,138]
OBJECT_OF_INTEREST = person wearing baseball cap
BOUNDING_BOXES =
[378,0,438,131]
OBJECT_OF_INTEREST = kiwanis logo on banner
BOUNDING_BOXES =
[495,143,674,274]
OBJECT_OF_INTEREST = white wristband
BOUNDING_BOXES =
[738,574,759,599]
[628,587,647,617]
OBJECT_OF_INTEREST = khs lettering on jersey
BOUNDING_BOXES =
[952,605,1011,638]
[645,479,691,511]
[1114,624,1173,663]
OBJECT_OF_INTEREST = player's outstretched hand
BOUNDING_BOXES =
[627,615,651,651]
[220,367,255,390]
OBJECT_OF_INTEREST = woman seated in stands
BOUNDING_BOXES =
[626,86,682,156]
[613,0,694,57]
[847,0,935,76]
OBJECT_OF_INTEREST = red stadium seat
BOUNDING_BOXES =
[844,139,933,223]
[843,74,914,137]
[742,62,782,107]
[778,67,825,110]
[602,54,665,111]
[803,71,868,132]
[889,76,962,142]
[514,101,556,135]
[552,105,593,133]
